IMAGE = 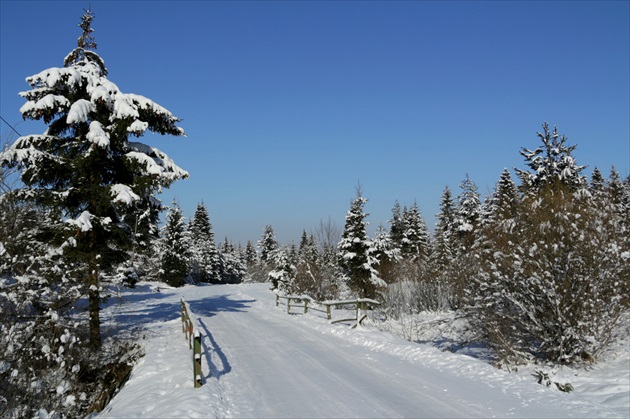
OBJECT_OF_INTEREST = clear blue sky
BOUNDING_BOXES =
[1,1,629,246]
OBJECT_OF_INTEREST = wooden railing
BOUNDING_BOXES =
[180,298,203,388]
[275,294,380,328]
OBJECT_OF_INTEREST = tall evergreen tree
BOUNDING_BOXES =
[371,224,401,283]
[159,202,190,287]
[400,201,430,265]
[0,9,187,349]
[389,200,405,250]
[432,186,456,272]
[485,168,519,229]
[218,237,246,284]
[244,240,258,268]
[269,246,296,293]
[454,174,482,250]
[516,122,586,192]
[188,202,219,283]
[337,187,385,299]
[258,225,279,263]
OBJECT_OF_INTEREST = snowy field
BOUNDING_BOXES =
[96,282,629,418]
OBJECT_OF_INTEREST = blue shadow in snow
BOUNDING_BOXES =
[187,292,255,381]
[196,318,231,380]
[187,293,254,318]
[101,284,181,338]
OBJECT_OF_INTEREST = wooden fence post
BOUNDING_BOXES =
[181,300,187,333]
[193,331,202,388]
[276,294,279,307]
[327,304,331,320]
[187,318,193,349]
[304,299,309,314]
[287,298,291,314]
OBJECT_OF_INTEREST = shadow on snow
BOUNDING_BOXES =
[188,291,255,381]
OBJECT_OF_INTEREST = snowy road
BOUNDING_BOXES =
[99,283,627,418]
[201,296,475,418]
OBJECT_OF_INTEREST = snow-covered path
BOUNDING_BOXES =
[203,297,476,418]
[98,283,628,418]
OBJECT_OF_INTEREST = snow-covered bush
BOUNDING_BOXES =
[0,270,143,417]
[466,125,629,366]
[384,279,457,317]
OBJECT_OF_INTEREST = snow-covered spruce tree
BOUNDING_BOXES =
[432,186,456,273]
[371,224,401,284]
[0,9,187,350]
[482,168,519,229]
[389,200,405,250]
[607,167,630,250]
[453,174,482,250]
[467,124,629,366]
[293,230,316,295]
[337,187,386,299]
[188,202,220,283]
[446,175,483,304]
[400,201,430,266]
[515,122,586,191]
[268,246,296,294]
[159,202,190,287]
[429,186,460,309]
[251,225,279,282]
[258,225,279,263]
[244,240,258,267]
[217,237,246,284]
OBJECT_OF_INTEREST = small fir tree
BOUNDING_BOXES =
[337,187,386,299]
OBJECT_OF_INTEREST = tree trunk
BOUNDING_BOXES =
[89,267,101,350]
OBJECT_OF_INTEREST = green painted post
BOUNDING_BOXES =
[193,332,202,388]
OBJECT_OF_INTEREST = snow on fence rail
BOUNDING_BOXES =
[275,294,380,328]
[180,298,203,388]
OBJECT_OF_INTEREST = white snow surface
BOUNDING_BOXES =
[98,283,629,418]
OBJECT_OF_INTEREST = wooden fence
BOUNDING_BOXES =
[180,298,203,388]
[275,294,380,328]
